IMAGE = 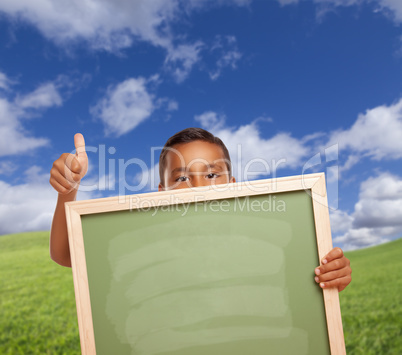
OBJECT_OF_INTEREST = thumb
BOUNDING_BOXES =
[74,133,86,159]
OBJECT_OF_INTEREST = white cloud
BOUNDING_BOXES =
[276,0,361,6]
[165,42,204,83]
[0,0,174,50]
[326,98,402,169]
[195,111,310,180]
[0,73,7,90]
[209,36,242,81]
[333,173,402,250]
[167,100,179,111]
[0,73,78,156]
[376,0,402,22]
[155,97,179,112]
[0,1,250,81]
[353,173,402,228]
[330,209,354,234]
[187,0,252,7]
[194,111,225,130]
[0,73,88,157]
[1,0,401,65]
[276,0,299,5]
[90,77,155,137]
[0,0,251,49]
[0,96,49,156]
[276,0,402,23]
[334,227,391,251]
[15,82,62,109]
[0,71,15,91]
[0,166,97,235]
[0,160,18,175]
[359,172,402,200]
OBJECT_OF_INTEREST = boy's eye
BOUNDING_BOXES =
[206,173,219,179]
[176,176,189,182]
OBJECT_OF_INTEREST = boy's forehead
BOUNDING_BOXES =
[165,141,226,167]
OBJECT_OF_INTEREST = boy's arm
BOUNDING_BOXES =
[49,191,77,267]
[314,247,352,292]
[49,134,88,267]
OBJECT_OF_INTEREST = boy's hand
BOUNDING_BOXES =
[49,133,88,195]
[314,247,352,292]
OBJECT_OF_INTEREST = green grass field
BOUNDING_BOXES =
[1,231,401,354]
[0,232,79,354]
[338,237,402,354]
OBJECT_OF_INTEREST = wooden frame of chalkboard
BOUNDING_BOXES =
[65,172,345,355]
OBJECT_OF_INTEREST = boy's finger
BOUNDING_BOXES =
[321,247,343,265]
[50,177,71,195]
[53,163,80,185]
[65,154,82,174]
[74,133,86,157]
[317,275,352,291]
[314,266,351,283]
[64,166,82,183]
[52,154,80,178]
[70,157,83,175]
[315,256,349,275]
[50,170,75,194]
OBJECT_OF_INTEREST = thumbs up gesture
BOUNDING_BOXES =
[49,133,88,195]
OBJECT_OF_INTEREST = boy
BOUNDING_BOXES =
[49,128,352,291]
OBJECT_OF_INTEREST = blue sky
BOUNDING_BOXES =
[1,0,402,250]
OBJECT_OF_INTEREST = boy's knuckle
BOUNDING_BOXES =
[55,159,65,170]
[325,281,334,288]
[59,186,67,194]
[62,186,72,194]
[334,247,343,257]
[321,274,330,282]
[52,161,60,171]
[72,160,80,172]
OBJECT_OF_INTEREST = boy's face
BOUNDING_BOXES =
[159,140,236,191]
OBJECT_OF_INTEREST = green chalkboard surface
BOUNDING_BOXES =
[66,174,345,354]
[81,192,328,355]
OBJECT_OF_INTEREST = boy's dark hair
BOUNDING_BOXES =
[159,127,232,187]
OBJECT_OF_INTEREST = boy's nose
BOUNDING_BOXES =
[188,175,209,188]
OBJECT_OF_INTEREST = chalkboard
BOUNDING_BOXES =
[65,173,345,355]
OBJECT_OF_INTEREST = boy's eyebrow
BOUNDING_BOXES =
[170,167,187,175]
[170,164,225,175]
[208,163,223,170]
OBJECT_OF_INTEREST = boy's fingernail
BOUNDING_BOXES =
[315,277,319,283]
[320,283,325,288]
[315,268,320,275]
[322,259,328,265]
